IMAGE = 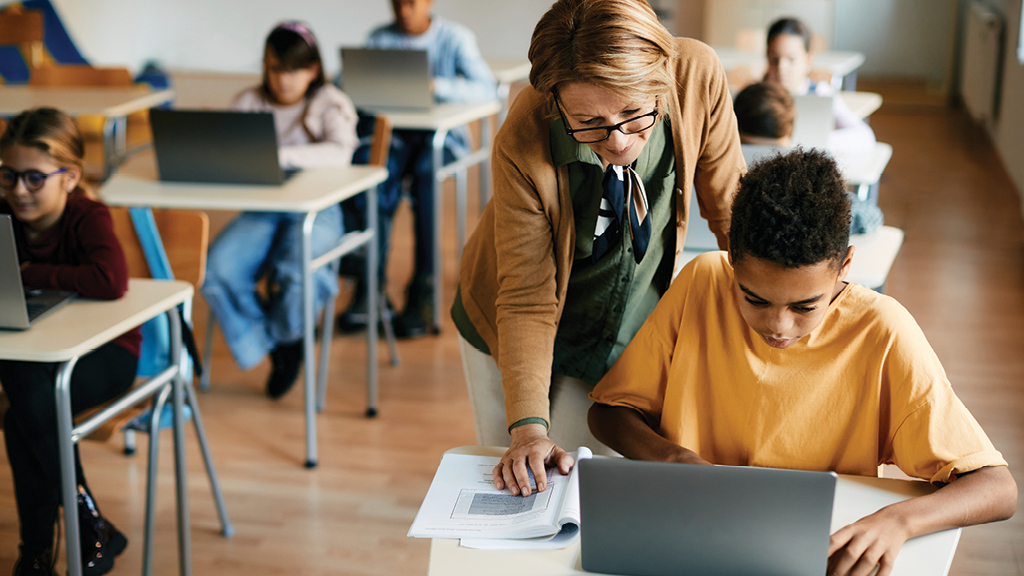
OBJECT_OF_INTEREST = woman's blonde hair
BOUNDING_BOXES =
[0,107,92,197]
[529,0,677,104]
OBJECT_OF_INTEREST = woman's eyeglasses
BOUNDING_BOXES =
[0,167,68,193]
[555,97,659,144]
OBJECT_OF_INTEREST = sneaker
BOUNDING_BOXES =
[78,485,127,576]
[266,340,304,399]
[396,275,436,338]
[12,547,56,576]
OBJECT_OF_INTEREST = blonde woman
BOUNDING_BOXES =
[452,0,745,495]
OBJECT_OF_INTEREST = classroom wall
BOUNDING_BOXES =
[832,0,958,87]
[33,0,551,75]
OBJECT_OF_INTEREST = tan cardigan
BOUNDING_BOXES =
[458,38,745,428]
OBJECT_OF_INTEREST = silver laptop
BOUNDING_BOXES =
[579,458,837,576]
[149,108,296,185]
[792,94,834,151]
[0,215,76,330]
[340,47,433,111]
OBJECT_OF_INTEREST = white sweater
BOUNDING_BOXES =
[232,84,359,168]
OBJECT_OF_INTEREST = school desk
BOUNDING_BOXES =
[0,279,195,576]
[838,91,884,120]
[99,154,388,468]
[427,446,961,576]
[713,46,866,91]
[358,100,501,333]
[0,84,175,178]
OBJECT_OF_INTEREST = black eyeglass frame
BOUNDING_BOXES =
[554,94,660,144]
[0,167,69,193]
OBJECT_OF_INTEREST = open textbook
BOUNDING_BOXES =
[408,447,593,549]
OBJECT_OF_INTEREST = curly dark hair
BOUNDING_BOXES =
[729,148,851,269]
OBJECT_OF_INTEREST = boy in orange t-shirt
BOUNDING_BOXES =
[589,149,1016,576]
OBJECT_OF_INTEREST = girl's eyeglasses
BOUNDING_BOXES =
[555,96,660,143]
[0,167,68,193]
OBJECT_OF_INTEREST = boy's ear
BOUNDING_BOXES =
[837,245,855,281]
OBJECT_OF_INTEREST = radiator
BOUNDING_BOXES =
[961,1,1004,123]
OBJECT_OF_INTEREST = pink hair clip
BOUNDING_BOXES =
[275,21,318,49]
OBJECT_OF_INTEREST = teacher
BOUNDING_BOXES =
[451,0,745,495]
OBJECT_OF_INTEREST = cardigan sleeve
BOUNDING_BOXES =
[490,127,563,429]
[687,40,745,250]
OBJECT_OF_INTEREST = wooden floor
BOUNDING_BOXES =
[1,81,1022,575]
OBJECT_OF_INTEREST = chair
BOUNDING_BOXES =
[28,64,150,179]
[0,7,46,74]
[315,113,400,412]
[108,206,234,573]
[198,114,401,418]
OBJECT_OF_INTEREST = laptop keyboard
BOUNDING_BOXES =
[26,300,47,321]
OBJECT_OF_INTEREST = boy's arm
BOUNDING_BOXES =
[588,403,710,466]
[828,465,1017,576]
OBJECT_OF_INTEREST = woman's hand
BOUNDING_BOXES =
[492,423,574,496]
[827,509,909,576]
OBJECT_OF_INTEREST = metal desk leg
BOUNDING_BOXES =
[168,309,192,576]
[366,181,380,416]
[301,211,319,468]
[317,258,340,414]
[143,385,171,576]
[182,378,233,536]
[100,115,128,181]
[431,129,451,334]
[55,357,83,576]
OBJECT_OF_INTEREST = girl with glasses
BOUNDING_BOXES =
[200,21,358,400]
[452,0,746,496]
[1,107,137,576]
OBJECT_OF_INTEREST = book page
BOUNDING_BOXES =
[460,447,592,550]
[408,453,572,539]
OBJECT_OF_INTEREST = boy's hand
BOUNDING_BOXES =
[827,508,909,576]
[492,424,573,497]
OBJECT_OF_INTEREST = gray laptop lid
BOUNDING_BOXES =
[150,109,287,185]
[340,47,433,111]
[0,215,75,330]
[792,94,834,151]
[579,459,837,576]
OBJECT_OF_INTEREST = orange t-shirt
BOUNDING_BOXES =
[590,252,1006,483]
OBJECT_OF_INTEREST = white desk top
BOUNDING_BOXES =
[836,142,894,186]
[0,279,192,363]
[0,86,176,118]
[361,100,500,132]
[428,446,958,576]
[839,91,883,119]
[713,46,866,80]
[848,225,906,290]
[100,153,388,213]
[487,58,532,86]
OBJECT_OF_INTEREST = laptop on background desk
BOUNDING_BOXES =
[340,47,434,111]
[149,108,295,185]
[792,94,834,151]
[578,458,837,576]
[0,215,76,330]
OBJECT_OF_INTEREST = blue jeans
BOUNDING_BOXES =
[344,129,460,286]
[202,207,343,370]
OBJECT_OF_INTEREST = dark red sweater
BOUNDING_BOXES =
[2,194,141,357]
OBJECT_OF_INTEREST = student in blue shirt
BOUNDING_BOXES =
[338,0,495,338]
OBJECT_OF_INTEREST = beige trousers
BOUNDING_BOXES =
[458,334,617,455]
